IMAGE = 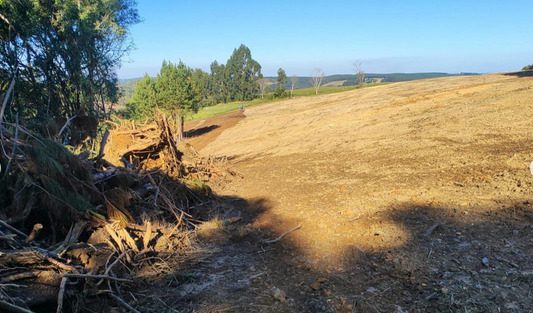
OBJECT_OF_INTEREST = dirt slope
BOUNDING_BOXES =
[186,74,533,312]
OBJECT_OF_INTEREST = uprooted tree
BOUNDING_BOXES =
[0,2,227,312]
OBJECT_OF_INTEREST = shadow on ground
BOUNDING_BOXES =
[133,193,533,313]
[504,70,533,77]
[185,125,220,138]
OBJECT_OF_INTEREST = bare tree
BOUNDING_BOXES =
[354,62,365,85]
[290,75,298,98]
[311,68,324,95]
[258,78,270,99]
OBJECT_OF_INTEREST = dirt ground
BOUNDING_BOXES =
[179,74,533,312]
[185,111,245,150]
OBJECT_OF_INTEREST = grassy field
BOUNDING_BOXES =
[187,84,376,121]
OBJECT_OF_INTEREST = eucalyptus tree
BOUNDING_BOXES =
[274,68,287,98]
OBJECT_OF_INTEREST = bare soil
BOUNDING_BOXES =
[185,111,245,150]
[179,74,533,312]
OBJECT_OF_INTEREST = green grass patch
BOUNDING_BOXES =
[188,84,380,121]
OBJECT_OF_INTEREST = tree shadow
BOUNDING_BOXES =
[185,125,220,138]
[503,70,533,77]
[74,162,532,313]
[260,201,532,313]
[163,198,533,313]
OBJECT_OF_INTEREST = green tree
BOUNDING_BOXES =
[274,68,287,98]
[225,44,262,101]
[191,68,214,106]
[209,60,228,103]
[0,0,139,123]
[126,74,157,120]
[155,60,200,139]
[522,64,533,71]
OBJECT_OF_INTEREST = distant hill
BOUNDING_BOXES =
[117,78,140,105]
[263,72,477,89]
[118,72,478,104]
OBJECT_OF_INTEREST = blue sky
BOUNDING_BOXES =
[118,0,533,78]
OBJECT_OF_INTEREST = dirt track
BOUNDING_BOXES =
[183,74,533,312]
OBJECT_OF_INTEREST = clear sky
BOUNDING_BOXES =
[118,0,533,78]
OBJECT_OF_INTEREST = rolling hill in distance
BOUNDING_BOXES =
[118,72,478,104]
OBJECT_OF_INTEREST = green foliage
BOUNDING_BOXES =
[156,60,198,115]
[192,68,215,107]
[209,60,228,103]
[189,85,367,121]
[522,65,533,71]
[274,68,287,98]
[125,44,264,119]
[224,44,262,101]
[126,74,157,120]
[0,0,139,123]
[125,61,202,120]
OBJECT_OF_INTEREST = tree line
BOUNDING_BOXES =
[127,44,264,121]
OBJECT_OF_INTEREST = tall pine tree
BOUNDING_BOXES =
[225,44,262,101]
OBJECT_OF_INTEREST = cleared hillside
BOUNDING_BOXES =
[186,73,533,312]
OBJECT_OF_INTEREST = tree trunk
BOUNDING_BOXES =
[180,115,184,141]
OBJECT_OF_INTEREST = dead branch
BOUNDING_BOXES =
[0,75,15,122]
[108,292,141,313]
[63,273,132,282]
[424,222,441,237]
[25,224,43,243]
[0,300,35,313]
[96,129,110,160]
[263,224,302,244]
[57,115,77,138]
[55,277,68,313]
[0,219,27,239]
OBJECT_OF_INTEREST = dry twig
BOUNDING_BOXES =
[0,300,35,313]
[263,224,302,244]
[63,273,132,282]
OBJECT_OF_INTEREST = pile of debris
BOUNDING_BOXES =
[0,114,232,312]
[104,113,235,189]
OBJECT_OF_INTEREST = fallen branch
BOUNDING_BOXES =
[108,293,141,313]
[424,222,441,237]
[55,277,68,313]
[0,300,35,313]
[57,115,77,139]
[63,273,132,282]
[0,219,27,239]
[263,224,302,244]
[0,75,15,123]
[96,129,110,160]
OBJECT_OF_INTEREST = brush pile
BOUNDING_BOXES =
[0,114,232,312]
[104,113,234,189]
